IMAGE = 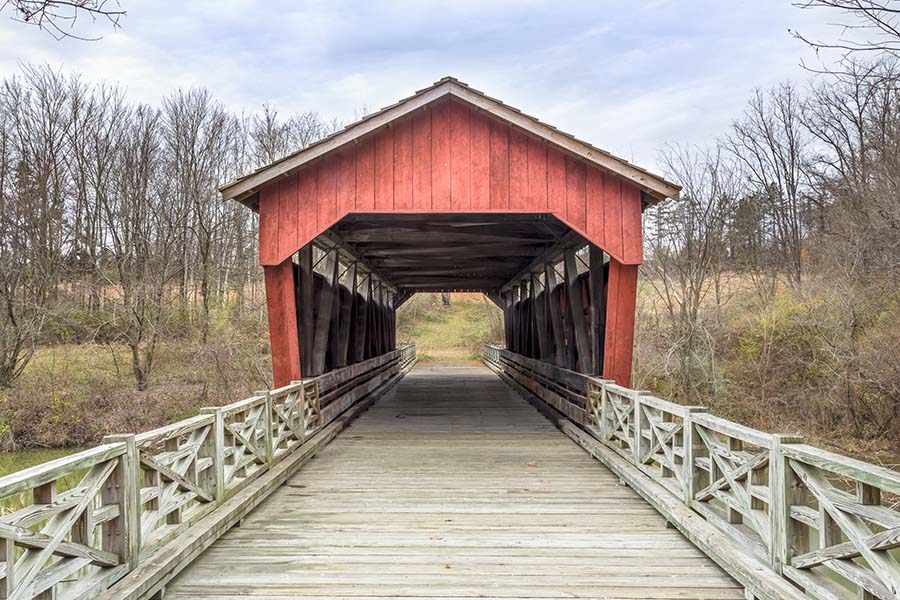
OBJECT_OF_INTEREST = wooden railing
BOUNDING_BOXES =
[0,344,415,600]
[484,344,900,600]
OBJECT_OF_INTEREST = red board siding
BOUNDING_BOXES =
[257,98,645,268]
[374,128,394,210]
[355,137,375,211]
[508,128,528,211]
[431,102,451,210]
[527,138,547,209]
[297,171,317,251]
[547,149,566,215]
[393,119,413,210]
[449,101,471,210]
[565,157,586,231]
[604,259,638,387]
[277,176,298,260]
[258,185,279,265]
[585,166,604,248]
[264,260,301,387]
[489,120,509,209]
[336,150,356,217]
[412,111,432,210]
[470,112,490,210]
[317,161,337,231]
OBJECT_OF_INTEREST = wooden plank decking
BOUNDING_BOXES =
[166,363,744,599]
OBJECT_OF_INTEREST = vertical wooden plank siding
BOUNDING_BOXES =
[258,99,646,269]
[603,259,638,387]
[258,185,279,265]
[527,138,547,209]
[393,119,413,210]
[297,171,318,251]
[621,182,643,263]
[355,137,376,211]
[602,175,624,261]
[431,102,451,210]
[585,166,604,246]
[508,129,528,211]
[336,150,356,216]
[374,128,394,210]
[412,110,432,210]
[565,157,587,231]
[470,112,490,210]
[547,149,566,215]
[489,120,509,209]
[277,176,299,260]
[450,100,471,210]
[317,161,338,232]
[263,259,301,387]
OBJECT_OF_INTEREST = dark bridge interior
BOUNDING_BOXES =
[330,214,572,294]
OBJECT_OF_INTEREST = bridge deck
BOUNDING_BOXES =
[167,363,743,599]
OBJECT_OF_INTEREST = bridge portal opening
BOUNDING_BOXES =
[221,78,680,388]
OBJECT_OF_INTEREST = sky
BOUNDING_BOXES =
[0,0,841,171]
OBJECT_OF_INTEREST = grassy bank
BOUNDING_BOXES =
[0,320,271,451]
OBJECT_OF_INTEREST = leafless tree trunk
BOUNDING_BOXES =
[727,82,812,287]
[642,144,742,403]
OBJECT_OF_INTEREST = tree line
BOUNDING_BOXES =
[642,53,900,440]
[0,65,339,389]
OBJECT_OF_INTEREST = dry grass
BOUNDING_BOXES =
[0,314,271,451]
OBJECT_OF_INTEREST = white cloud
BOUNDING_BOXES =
[0,0,838,171]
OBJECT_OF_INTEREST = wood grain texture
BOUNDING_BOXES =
[263,260,301,387]
[166,364,743,600]
[431,102,452,211]
[412,110,432,211]
[603,259,638,387]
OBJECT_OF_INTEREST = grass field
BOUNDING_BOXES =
[396,293,503,362]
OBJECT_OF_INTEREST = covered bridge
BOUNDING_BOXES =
[221,77,680,388]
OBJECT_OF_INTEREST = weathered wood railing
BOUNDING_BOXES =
[0,344,415,600]
[484,343,900,600]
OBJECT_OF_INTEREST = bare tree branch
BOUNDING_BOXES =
[1,0,125,41]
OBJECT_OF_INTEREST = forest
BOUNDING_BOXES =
[0,1,898,462]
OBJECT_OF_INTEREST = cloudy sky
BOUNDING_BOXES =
[0,1,839,170]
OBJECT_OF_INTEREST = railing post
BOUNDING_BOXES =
[599,383,609,440]
[102,434,141,570]
[770,434,803,574]
[682,407,707,506]
[199,407,225,505]
[264,391,275,467]
[632,396,643,465]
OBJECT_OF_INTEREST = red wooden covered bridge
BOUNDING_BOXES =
[225,76,679,389]
[3,80,897,600]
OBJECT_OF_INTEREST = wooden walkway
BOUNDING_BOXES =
[166,363,744,599]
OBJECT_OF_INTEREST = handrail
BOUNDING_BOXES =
[0,344,416,600]
[483,343,900,600]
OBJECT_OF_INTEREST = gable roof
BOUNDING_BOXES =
[221,77,681,206]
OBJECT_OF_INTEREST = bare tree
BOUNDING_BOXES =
[99,103,180,390]
[1,0,124,40]
[162,88,236,343]
[801,59,900,435]
[250,104,340,167]
[642,144,742,402]
[0,66,71,386]
[792,1,900,58]
[727,82,812,286]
